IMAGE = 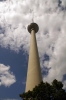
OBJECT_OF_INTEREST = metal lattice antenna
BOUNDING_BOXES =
[32,10,34,22]
[32,18,34,22]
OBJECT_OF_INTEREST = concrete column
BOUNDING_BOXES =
[25,23,42,92]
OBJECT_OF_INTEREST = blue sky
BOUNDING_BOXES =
[0,0,66,100]
[0,47,28,100]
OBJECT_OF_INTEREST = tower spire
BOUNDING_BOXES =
[25,23,42,92]
[32,10,34,23]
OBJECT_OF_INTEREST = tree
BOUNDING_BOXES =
[19,79,66,100]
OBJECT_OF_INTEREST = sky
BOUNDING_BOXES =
[0,0,66,100]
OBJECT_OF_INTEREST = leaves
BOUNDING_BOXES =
[19,79,66,100]
[52,79,63,90]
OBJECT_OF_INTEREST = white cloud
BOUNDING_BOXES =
[0,0,66,88]
[0,64,16,86]
[22,81,26,85]
[0,99,18,100]
[63,81,66,89]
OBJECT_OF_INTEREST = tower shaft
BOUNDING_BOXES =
[25,29,42,92]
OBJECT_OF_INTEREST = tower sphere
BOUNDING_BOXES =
[27,22,39,33]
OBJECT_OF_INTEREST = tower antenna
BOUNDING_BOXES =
[32,10,34,22]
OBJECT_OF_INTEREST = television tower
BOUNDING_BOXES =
[25,22,42,92]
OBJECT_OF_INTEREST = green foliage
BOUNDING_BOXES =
[52,79,63,90]
[19,79,66,100]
